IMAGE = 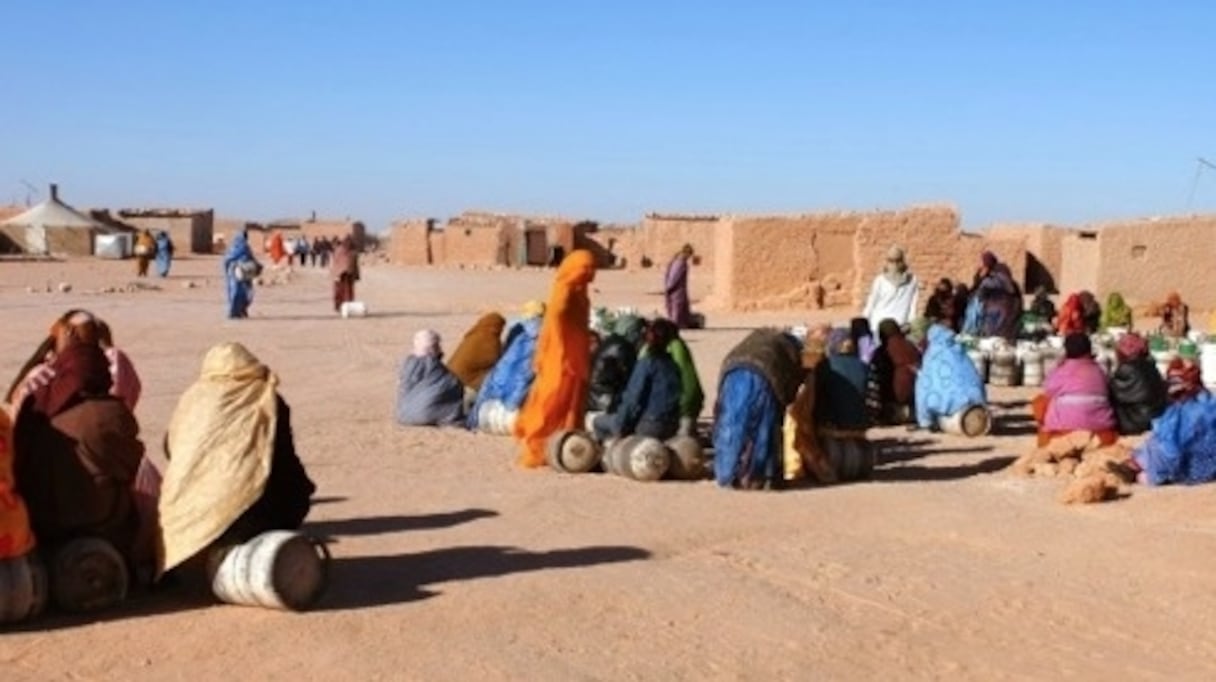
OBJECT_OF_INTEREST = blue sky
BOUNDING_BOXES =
[2,1,1213,231]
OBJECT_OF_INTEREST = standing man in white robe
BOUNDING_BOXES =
[863,246,920,332]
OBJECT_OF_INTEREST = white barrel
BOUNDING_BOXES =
[0,553,48,623]
[50,538,129,613]
[665,435,708,481]
[603,436,671,482]
[207,531,330,611]
[989,349,1017,387]
[1021,349,1044,387]
[546,430,603,474]
[339,301,367,318]
[1202,344,1216,389]
[1152,350,1177,379]
[476,400,517,436]
[967,349,989,384]
[938,405,992,437]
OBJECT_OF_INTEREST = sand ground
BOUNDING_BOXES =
[2,255,1216,682]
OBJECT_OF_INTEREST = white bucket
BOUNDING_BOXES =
[1021,350,1044,387]
[208,531,330,611]
[340,301,367,318]
[476,400,517,436]
[1152,350,1177,379]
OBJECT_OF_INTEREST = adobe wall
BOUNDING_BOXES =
[388,220,433,266]
[439,224,512,267]
[985,223,1071,292]
[1092,215,1216,309]
[122,211,214,254]
[640,215,721,272]
[852,206,966,303]
[1058,232,1100,296]
[576,225,642,269]
[712,212,862,311]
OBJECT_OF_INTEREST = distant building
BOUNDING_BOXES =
[117,208,214,254]
[0,184,112,256]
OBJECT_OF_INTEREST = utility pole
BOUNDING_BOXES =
[1188,157,1216,210]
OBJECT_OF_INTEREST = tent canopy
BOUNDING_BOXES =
[0,196,105,230]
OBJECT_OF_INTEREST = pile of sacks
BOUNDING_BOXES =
[1008,432,1138,505]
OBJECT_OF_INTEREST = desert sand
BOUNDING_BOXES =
[2,255,1216,682]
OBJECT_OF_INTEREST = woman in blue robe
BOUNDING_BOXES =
[154,232,175,278]
[222,230,258,319]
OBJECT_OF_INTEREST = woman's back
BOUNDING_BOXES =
[816,355,869,430]
[397,355,464,426]
[1109,358,1168,435]
[1044,359,1116,432]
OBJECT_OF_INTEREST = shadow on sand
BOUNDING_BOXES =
[873,437,996,466]
[991,413,1039,437]
[873,455,1017,483]
[305,508,499,542]
[320,544,652,610]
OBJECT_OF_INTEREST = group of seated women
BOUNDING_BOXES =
[396,301,705,447]
[2,310,316,615]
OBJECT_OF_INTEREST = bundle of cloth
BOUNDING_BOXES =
[467,302,546,433]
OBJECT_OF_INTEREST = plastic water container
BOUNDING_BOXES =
[340,301,367,318]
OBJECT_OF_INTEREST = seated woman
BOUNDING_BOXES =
[713,329,804,490]
[1108,333,1167,435]
[1033,333,1118,447]
[591,320,682,442]
[446,312,507,398]
[786,331,834,483]
[586,316,645,414]
[1100,292,1133,331]
[1160,291,1190,338]
[397,330,465,427]
[665,325,705,437]
[158,343,316,579]
[1028,287,1057,328]
[1055,293,1087,336]
[1131,360,1216,485]
[867,319,921,425]
[1078,291,1102,334]
[468,303,545,432]
[7,311,140,415]
[815,330,870,432]
[11,318,145,571]
[915,324,987,430]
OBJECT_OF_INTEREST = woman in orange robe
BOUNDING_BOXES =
[513,250,596,468]
[268,231,286,265]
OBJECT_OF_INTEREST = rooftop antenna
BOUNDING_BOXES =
[1188,157,1216,210]
[18,179,38,207]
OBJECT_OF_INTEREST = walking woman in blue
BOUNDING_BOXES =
[154,231,175,278]
[222,229,260,319]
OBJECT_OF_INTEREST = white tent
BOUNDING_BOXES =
[0,185,107,255]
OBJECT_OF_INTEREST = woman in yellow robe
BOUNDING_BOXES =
[513,250,596,468]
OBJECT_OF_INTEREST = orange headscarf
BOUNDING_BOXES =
[513,250,597,467]
[0,409,35,559]
[446,313,507,391]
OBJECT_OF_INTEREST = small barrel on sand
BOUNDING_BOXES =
[546,430,603,474]
[967,349,989,384]
[664,435,708,481]
[819,429,875,482]
[339,301,367,318]
[207,531,330,611]
[603,436,671,482]
[50,538,129,613]
[1021,349,1044,387]
[476,400,517,436]
[0,552,48,624]
[938,404,992,438]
